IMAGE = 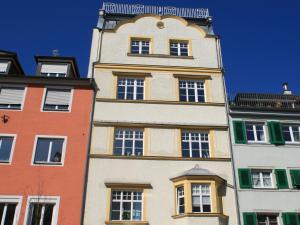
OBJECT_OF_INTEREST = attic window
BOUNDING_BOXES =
[0,62,9,74]
[40,64,69,77]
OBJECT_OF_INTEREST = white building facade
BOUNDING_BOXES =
[84,3,238,225]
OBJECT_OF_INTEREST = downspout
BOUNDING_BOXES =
[80,80,98,225]
[217,37,242,225]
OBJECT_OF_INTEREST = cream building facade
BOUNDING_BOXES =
[84,3,238,225]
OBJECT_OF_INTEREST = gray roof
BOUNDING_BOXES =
[171,165,219,180]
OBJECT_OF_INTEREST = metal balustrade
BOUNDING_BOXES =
[102,2,209,19]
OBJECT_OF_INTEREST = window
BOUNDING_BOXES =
[43,88,72,111]
[40,64,68,77]
[130,39,150,54]
[111,191,142,221]
[245,123,265,142]
[282,125,300,143]
[181,131,209,158]
[179,80,205,102]
[170,41,189,56]
[257,214,278,225]
[0,136,14,163]
[117,78,144,100]
[251,171,273,188]
[33,137,65,165]
[0,203,18,225]
[0,87,25,110]
[113,129,143,156]
[191,184,211,213]
[25,197,59,225]
[0,62,9,74]
[176,187,185,214]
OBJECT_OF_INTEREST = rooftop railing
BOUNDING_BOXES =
[102,2,210,19]
[229,93,300,111]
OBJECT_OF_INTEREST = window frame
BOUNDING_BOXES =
[31,135,67,166]
[41,86,74,113]
[0,85,27,111]
[245,122,266,143]
[113,128,144,156]
[176,186,185,215]
[178,79,206,103]
[169,40,190,56]
[191,183,212,213]
[0,61,11,74]
[256,213,280,225]
[116,77,145,101]
[0,195,22,225]
[282,124,300,144]
[251,170,274,189]
[130,38,151,55]
[0,134,17,165]
[110,190,144,221]
[23,196,60,225]
[181,130,210,158]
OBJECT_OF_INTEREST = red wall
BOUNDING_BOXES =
[0,84,94,225]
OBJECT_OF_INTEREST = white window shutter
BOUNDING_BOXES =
[0,87,24,104]
[45,89,71,105]
[41,64,68,74]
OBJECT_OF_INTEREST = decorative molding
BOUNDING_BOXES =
[112,71,152,77]
[127,53,194,59]
[172,213,228,219]
[105,221,149,225]
[173,73,212,80]
[105,183,152,189]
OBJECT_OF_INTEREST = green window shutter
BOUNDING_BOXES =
[267,121,285,145]
[275,169,289,189]
[243,212,257,225]
[238,169,252,189]
[290,170,300,189]
[282,213,299,225]
[233,121,247,144]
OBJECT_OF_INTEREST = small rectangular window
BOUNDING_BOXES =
[113,129,143,156]
[43,88,71,111]
[0,202,17,225]
[117,78,144,100]
[179,80,205,103]
[251,170,273,188]
[257,214,279,225]
[40,64,68,77]
[0,136,14,163]
[0,87,25,110]
[131,39,150,54]
[191,184,211,213]
[170,41,189,56]
[111,191,143,221]
[0,62,9,74]
[33,138,65,165]
[245,123,266,143]
[181,131,209,158]
[282,125,300,143]
[176,187,185,214]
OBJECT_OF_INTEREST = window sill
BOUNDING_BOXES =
[172,213,228,219]
[127,53,194,59]
[105,221,149,225]
[32,162,63,166]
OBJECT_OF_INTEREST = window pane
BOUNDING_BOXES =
[252,172,261,187]
[113,140,123,155]
[292,126,300,142]
[117,86,125,100]
[0,204,4,223]
[0,137,13,162]
[132,202,142,220]
[4,204,17,225]
[122,202,131,220]
[34,139,51,163]
[202,204,211,212]
[131,46,139,54]
[246,125,255,141]
[50,139,64,163]
[30,204,42,225]
[111,202,120,220]
[42,204,54,225]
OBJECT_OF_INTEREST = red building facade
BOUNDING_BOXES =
[0,51,96,225]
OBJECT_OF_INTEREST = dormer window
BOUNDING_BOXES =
[0,61,10,74]
[40,64,69,77]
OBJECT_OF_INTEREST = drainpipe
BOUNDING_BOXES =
[80,80,98,225]
[218,37,242,225]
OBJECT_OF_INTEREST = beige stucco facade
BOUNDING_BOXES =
[84,9,237,225]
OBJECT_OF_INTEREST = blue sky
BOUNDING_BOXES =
[0,0,299,95]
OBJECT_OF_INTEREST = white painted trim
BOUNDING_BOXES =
[0,84,27,111]
[40,86,74,113]
[31,135,67,167]
[0,195,22,225]
[0,133,17,165]
[23,196,60,225]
